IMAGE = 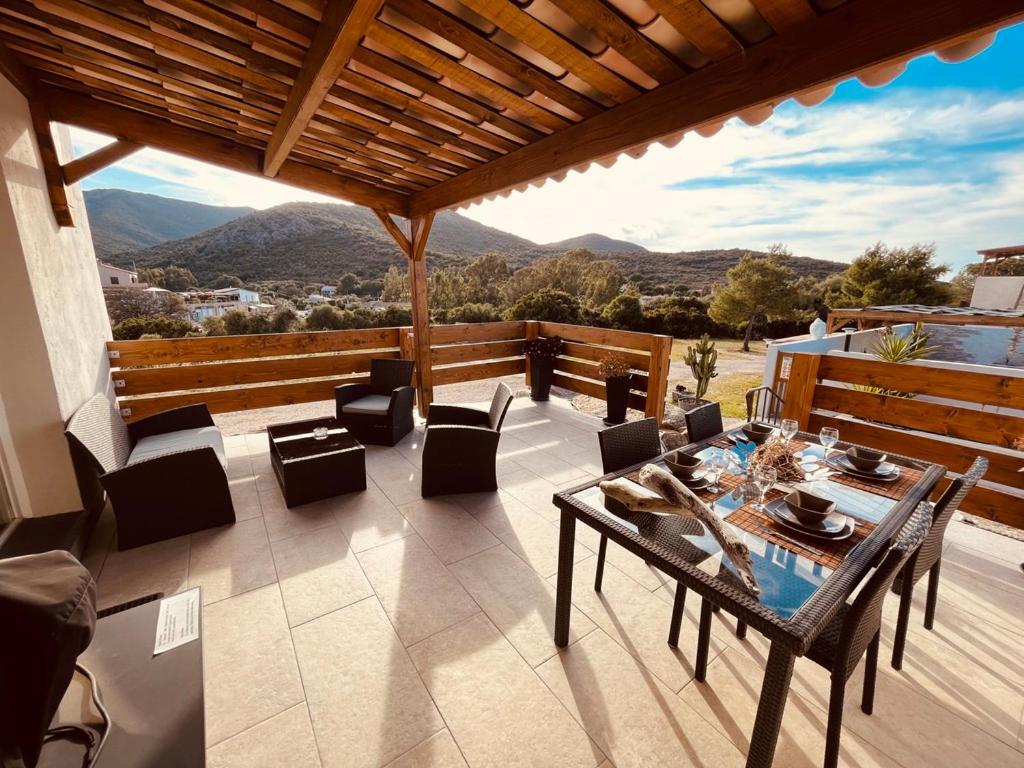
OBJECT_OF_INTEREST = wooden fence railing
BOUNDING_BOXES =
[781,352,1024,528]
[107,321,673,423]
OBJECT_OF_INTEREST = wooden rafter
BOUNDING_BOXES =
[44,87,410,215]
[748,0,817,33]
[409,0,1024,216]
[0,38,36,97]
[28,99,73,227]
[263,0,385,177]
[62,139,142,185]
[643,0,742,61]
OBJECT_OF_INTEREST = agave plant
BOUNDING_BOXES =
[858,323,938,398]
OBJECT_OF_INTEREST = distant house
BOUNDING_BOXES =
[183,286,267,323]
[306,294,329,305]
[96,260,138,288]
[320,285,337,296]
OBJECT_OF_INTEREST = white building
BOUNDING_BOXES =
[96,259,138,287]
[321,285,337,296]
[184,287,266,323]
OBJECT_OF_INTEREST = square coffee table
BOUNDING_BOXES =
[267,417,366,507]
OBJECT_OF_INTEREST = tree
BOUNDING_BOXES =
[504,289,582,324]
[139,265,197,291]
[270,307,299,333]
[381,265,409,302]
[202,315,226,336]
[104,288,185,324]
[112,315,194,340]
[305,305,348,331]
[209,274,244,289]
[709,249,798,351]
[222,310,252,335]
[463,254,510,305]
[337,273,360,294]
[949,258,1024,305]
[602,291,644,330]
[446,303,501,323]
[827,242,952,308]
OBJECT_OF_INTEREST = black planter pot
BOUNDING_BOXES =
[530,357,554,401]
[603,375,632,425]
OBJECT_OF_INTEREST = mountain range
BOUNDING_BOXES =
[86,189,844,291]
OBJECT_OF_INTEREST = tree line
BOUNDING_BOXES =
[109,241,963,343]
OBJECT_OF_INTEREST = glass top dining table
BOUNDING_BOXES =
[550,427,944,768]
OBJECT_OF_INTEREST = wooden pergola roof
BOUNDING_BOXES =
[977,244,1024,275]
[1,0,1022,221]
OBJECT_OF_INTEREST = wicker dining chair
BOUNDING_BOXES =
[745,385,785,425]
[890,456,987,669]
[593,418,663,592]
[804,503,933,768]
[684,402,724,443]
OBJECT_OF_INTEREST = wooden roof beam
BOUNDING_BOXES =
[44,87,410,215]
[0,38,37,97]
[28,99,73,227]
[409,0,1024,217]
[263,0,385,177]
[62,139,142,185]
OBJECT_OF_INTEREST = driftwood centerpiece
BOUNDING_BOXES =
[600,464,761,596]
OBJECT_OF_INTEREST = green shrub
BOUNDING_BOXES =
[504,289,582,324]
[601,292,644,330]
[112,315,195,340]
[447,303,501,323]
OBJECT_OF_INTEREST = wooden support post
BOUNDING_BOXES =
[645,334,672,423]
[524,320,539,386]
[62,139,142,185]
[779,353,821,430]
[28,99,73,227]
[374,209,435,416]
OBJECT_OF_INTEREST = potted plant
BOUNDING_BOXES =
[598,354,633,425]
[524,335,563,401]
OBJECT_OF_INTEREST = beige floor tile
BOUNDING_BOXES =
[679,648,897,767]
[203,585,304,746]
[927,557,1024,636]
[95,534,189,610]
[840,663,1024,768]
[333,483,412,552]
[555,557,718,692]
[399,498,500,564]
[409,613,604,768]
[944,521,1024,565]
[357,535,480,646]
[384,730,468,768]
[499,468,563,520]
[449,488,518,515]
[260,489,341,542]
[536,630,745,768]
[475,495,592,578]
[228,474,263,521]
[941,544,1024,597]
[450,545,596,667]
[571,524,672,592]
[207,703,320,768]
[514,448,594,485]
[189,517,277,605]
[292,597,444,768]
[271,525,373,627]
[380,469,425,506]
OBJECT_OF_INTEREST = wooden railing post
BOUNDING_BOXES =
[779,353,821,430]
[645,334,672,423]
[524,320,539,386]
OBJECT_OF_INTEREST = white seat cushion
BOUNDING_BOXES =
[127,426,227,469]
[341,394,391,416]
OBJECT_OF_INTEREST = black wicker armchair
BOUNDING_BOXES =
[745,385,785,425]
[335,358,415,446]
[64,393,235,550]
[684,402,724,443]
[421,383,514,497]
[890,456,987,669]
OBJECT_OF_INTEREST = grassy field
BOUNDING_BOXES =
[701,372,762,419]
[670,337,766,361]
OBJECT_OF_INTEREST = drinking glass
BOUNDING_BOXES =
[819,426,839,461]
[780,419,798,444]
[313,426,329,440]
[752,466,777,512]
[705,449,726,494]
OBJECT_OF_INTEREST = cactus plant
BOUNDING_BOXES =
[683,334,718,400]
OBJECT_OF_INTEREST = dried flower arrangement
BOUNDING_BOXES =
[597,354,632,380]
[523,335,564,360]
[747,439,805,483]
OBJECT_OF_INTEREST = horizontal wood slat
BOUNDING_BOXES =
[814,385,1024,449]
[120,375,370,422]
[817,355,1023,407]
[538,322,662,351]
[807,413,1023,491]
[433,358,525,386]
[428,321,526,344]
[115,350,397,396]
[108,328,401,367]
[432,340,523,365]
[560,341,650,372]
[939,482,1024,530]
[552,372,646,411]
[554,358,649,394]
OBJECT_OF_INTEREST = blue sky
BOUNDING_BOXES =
[72,23,1024,271]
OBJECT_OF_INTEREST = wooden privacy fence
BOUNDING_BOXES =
[107,321,673,423]
[781,352,1024,528]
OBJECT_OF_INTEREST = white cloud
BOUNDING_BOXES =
[67,87,1024,271]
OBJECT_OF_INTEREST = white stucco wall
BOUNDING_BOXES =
[0,74,113,517]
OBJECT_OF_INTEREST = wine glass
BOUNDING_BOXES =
[780,419,798,444]
[752,466,777,512]
[705,449,726,494]
[819,426,839,462]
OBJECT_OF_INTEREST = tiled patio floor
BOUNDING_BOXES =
[82,398,1024,768]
